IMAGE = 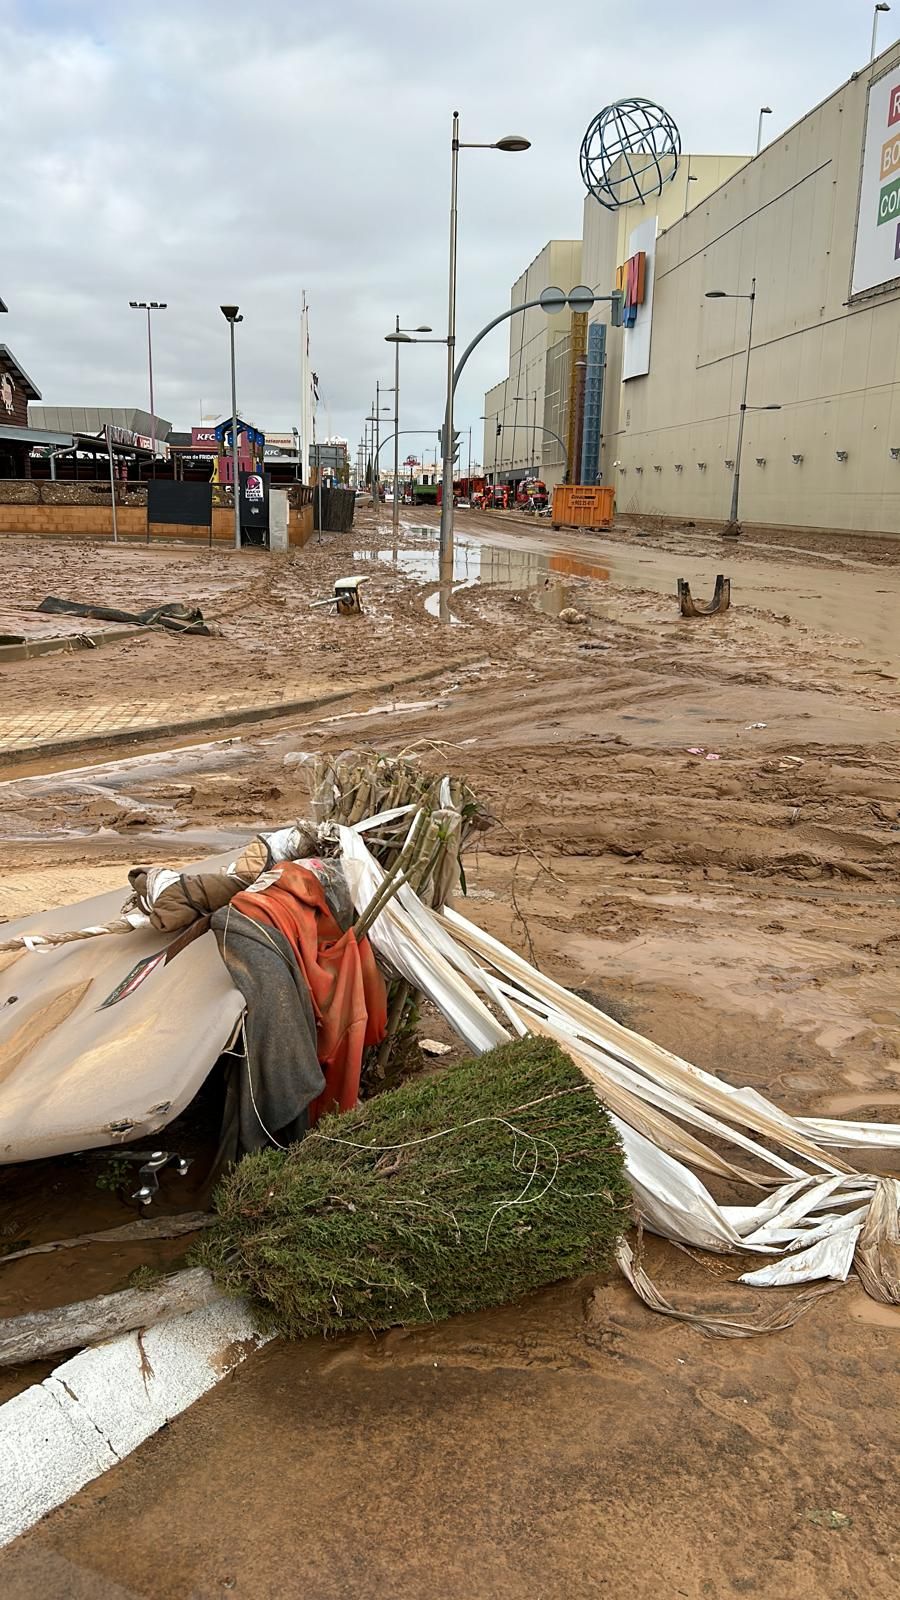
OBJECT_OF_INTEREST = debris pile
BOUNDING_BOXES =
[3,745,900,1337]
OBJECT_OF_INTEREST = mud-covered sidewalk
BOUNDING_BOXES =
[1,511,899,1598]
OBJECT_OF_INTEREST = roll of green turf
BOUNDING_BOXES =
[200,1038,631,1339]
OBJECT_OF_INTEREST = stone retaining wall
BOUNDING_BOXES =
[0,484,314,546]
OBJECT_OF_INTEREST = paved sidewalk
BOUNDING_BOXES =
[0,659,470,764]
[0,684,337,760]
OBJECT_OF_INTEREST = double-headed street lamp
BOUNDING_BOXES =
[439,114,530,563]
[385,320,444,535]
[220,305,243,550]
[129,299,166,476]
[706,279,781,530]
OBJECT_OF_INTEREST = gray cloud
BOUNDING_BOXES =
[0,0,885,456]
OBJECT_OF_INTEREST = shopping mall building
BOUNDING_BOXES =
[484,38,900,536]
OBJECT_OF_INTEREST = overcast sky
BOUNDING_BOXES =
[1,0,892,460]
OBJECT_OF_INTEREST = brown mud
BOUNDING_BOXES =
[1,511,899,1596]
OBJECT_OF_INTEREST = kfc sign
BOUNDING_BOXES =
[191,427,219,448]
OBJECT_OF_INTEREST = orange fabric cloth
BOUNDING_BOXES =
[230,862,387,1122]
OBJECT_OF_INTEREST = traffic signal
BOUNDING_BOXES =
[610,289,624,328]
[438,426,462,461]
[496,422,502,437]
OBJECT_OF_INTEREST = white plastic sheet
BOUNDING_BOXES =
[340,832,900,1303]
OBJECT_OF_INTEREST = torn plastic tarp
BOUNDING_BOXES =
[337,832,900,1305]
[0,852,244,1162]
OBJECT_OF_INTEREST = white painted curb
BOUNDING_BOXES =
[0,1297,272,1547]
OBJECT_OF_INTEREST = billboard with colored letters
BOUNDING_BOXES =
[851,68,900,295]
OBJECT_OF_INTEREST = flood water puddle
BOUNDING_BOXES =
[353,529,611,621]
[356,520,900,666]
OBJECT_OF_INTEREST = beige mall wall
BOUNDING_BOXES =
[607,48,900,535]
[483,238,582,484]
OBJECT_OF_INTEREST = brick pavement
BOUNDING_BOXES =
[0,684,333,760]
[0,656,468,764]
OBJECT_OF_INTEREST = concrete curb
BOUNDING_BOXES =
[0,626,153,664]
[0,1297,272,1547]
[0,657,478,768]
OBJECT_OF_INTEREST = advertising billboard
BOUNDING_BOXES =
[620,216,656,380]
[851,67,900,295]
[263,432,296,456]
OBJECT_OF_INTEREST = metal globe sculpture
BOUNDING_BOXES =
[580,98,681,211]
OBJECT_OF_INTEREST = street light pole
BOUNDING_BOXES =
[373,382,381,516]
[220,305,243,550]
[129,300,166,477]
[756,107,772,154]
[705,280,780,528]
[440,111,461,560]
[730,279,755,525]
[438,116,530,568]
[385,319,435,536]
[873,3,891,59]
[393,318,401,535]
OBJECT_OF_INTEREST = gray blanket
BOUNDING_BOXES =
[210,907,325,1166]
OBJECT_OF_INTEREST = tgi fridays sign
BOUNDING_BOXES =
[852,68,900,294]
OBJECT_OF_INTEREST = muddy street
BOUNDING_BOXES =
[1,511,899,1598]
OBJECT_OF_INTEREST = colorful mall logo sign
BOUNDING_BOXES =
[614,250,646,328]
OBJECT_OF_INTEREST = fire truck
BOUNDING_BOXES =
[514,477,548,511]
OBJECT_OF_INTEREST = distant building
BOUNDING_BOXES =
[0,346,43,476]
[29,405,171,457]
[1,346,41,428]
[312,440,348,483]
[167,417,265,482]
[486,37,900,536]
[483,161,744,493]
